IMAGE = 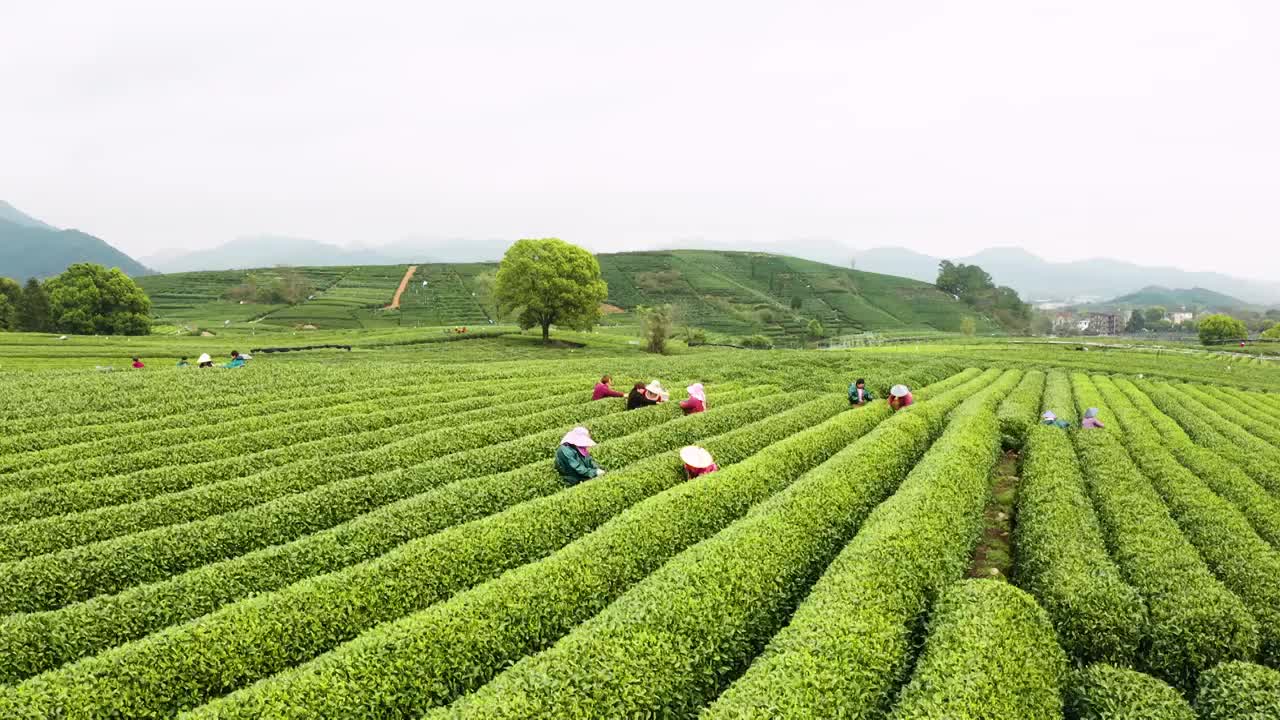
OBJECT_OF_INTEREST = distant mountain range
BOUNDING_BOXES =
[141,236,404,273]
[0,201,151,280]
[142,235,517,273]
[851,246,1280,306]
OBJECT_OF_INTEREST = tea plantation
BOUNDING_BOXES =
[0,336,1278,719]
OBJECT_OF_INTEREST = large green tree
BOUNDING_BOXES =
[1197,313,1248,346]
[495,238,607,342]
[936,261,1031,333]
[45,263,153,336]
[936,261,994,297]
[0,278,20,330]
[17,278,52,332]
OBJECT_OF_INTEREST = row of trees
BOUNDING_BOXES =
[0,278,52,332]
[1125,306,1192,333]
[0,264,152,336]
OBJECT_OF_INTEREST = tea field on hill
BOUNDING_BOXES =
[135,250,996,344]
[0,336,1278,718]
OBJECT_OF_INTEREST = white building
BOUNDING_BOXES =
[1170,311,1194,325]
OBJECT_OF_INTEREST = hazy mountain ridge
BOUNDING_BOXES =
[851,246,1280,305]
[0,202,151,280]
[0,200,57,231]
[144,235,518,272]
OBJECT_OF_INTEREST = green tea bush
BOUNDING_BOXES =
[888,580,1068,720]
[997,369,1045,448]
[1065,664,1194,720]
[1070,374,1259,689]
[1195,662,1280,720]
[0,394,634,614]
[1095,375,1280,666]
[703,382,1010,718]
[1016,424,1146,665]
[0,393,850,718]
[1183,384,1280,446]
[429,371,1016,720]
[1138,380,1280,494]
[0,387,597,560]
[1113,378,1280,548]
[0,389,778,683]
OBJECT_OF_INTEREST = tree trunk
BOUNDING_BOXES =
[541,320,551,343]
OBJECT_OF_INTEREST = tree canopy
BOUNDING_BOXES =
[936,260,1031,333]
[45,263,153,336]
[936,261,994,298]
[0,278,19,331]
[1197,313,1248,345]
[495,239,608,341]
[17,278,52,332]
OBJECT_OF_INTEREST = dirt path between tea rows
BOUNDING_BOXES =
[386,265,418,310]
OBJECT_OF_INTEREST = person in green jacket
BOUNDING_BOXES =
[1041,411,1071,429]
[555,427,605,486]
[848,378,875,406]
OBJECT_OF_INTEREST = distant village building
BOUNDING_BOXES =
[1170,311,1194,325]
[1085,313,1121,335]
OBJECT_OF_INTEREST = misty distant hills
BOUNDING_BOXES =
[0,200,57,231]
[0,202,151,280]
[851,246,1280,306]
[144,235,516,273]
[142,236,403,273]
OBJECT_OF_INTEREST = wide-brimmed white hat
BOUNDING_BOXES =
[680,445,714,469]
[687,383,706,403]
[197,353,212,364]
[644,381,669,401]
[890,384,910,398]
[560,426,596,448]
[1084,407,1099,419]
[1042,411,1057,421]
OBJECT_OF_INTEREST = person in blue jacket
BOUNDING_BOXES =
[555,427,605,486]
[224,350,247,369]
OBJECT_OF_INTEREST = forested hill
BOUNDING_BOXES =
[1106,286,1254,311]
[0,218,151,280]
[137,250,998,340]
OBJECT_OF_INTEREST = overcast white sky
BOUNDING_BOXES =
[3,1,1278,279]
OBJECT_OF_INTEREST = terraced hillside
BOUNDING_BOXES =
[0,346,1278,718]
[137,250,996,340]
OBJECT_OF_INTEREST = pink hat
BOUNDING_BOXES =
[686,383,706,403]
[560,427,596,448]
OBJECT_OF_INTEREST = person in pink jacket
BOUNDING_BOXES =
[680,383,707,414]
[681,445,718,479]
[592,375,625,400]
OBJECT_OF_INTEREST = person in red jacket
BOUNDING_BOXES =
[130,357,144,369]
[592,375,625,400]
[679,383,707,414]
